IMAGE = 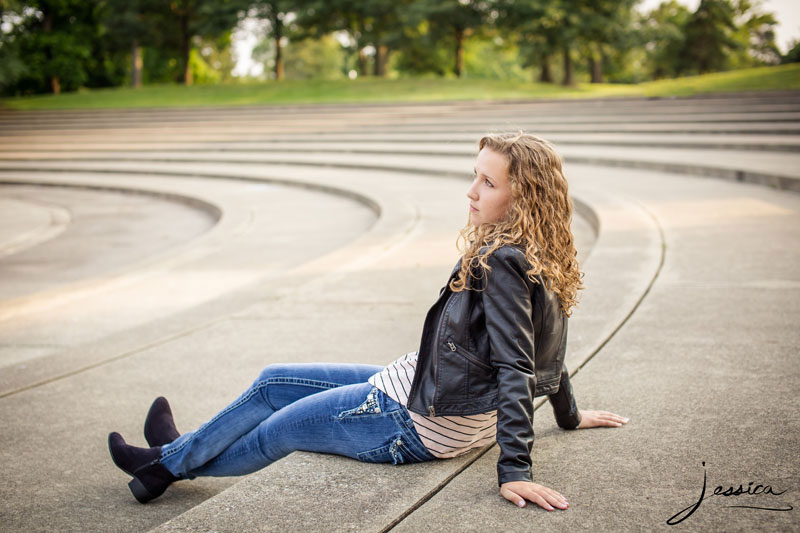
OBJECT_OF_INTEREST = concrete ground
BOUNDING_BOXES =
[0,92,798,532]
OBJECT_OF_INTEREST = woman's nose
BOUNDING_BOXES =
[466,180,478,200]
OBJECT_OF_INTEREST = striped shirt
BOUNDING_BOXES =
[368,352,497,458]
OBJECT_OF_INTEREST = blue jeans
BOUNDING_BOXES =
[160,363,436,478]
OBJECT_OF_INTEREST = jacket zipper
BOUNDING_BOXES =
[448,340,493,372]
[429,293,459,417]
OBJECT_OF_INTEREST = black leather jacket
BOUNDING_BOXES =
[406,245,581,485]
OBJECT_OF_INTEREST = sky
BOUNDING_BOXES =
[232,16,264,78]
[232,0,800,77]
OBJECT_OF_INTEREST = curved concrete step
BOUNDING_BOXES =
[0,194,71,257]
[2,136,798,192]
[0,170,377,395]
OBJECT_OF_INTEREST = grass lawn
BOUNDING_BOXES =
[2,63,799,111]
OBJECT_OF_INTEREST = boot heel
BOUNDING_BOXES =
[129,477,154,504]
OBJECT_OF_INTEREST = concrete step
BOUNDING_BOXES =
[3,141,798,193]
[4,132,798,152]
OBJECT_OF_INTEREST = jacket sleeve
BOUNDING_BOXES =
[548,364,582,430]
[481,251,537,486]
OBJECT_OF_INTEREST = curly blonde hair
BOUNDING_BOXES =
[449,132,583,317]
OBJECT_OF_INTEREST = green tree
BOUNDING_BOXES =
[3,0,101,94]
[498,0,551,83]
[408,0,491,78]
[250,0,294,80]
[637,0,692,79]
[193,32,237,82]
[390,19,449,76]
[729,0,780,68]
[364,0,407,76]
[783,40,800,64]
[498,0,580,86]
[462,34,528,81]
[576,0,637,83]
[0,0,29,92]
[295,0,407,77]
[681,0,739,74]
[164,0,248,85]
[283,33,346,79]
[101,0,164,87]
[514,9,560,83]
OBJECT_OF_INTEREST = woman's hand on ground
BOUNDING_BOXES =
[500,480,569,510]
[577,409,629,429]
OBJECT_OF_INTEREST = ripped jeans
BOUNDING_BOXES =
[159,363,436,478]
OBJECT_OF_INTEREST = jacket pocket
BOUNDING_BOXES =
[446,340,493,372]
[437,344,469,401]
[443,340,496,399]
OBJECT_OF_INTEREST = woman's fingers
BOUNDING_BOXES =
[529,493,554,511]
[578,409,630,428]
[500,485,527,508]
[500,481,569,510]
[538,486,569,509]
[532,493,568,510]
[595,411,629,426]
[606,412,630,425]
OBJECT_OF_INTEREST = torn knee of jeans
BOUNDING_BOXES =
[337,387,381,419]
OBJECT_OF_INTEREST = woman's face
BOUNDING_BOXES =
[467,147,512,226]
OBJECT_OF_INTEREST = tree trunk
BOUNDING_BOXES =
[131,42,143,88]
[374,44,388,76]
[589,46,603,83]
[601,50,608,79]
[358,48,368,76]
[273,18,284,81]
[591,59,603,83]
[562,45,574,86]
[180,14,192,85]
[356,16,368,77]
[274,38,284,80]
[539,56,553,83]
[454,26,464,77]
[43,9,59,93]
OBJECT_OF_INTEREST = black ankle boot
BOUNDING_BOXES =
[108,432,178,504]
[144,396,180,447]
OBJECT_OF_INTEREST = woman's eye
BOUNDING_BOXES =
[485,179,493,188]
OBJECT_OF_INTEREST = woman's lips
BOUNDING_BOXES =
[469,204,478,212]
